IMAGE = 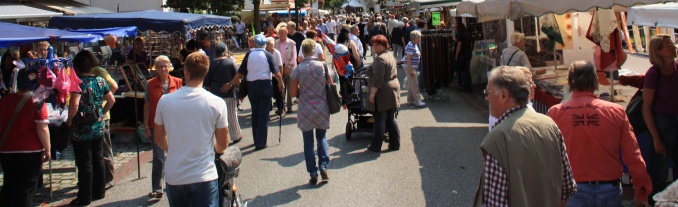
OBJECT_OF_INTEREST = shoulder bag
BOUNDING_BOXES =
[626,67,659,134]
[72,82,102,126]
[0,94,31,149]
[324,63,341,114]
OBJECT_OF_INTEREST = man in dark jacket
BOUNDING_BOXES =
[369,21,385,56]
[287,21,305,59]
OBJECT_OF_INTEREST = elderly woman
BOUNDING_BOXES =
[0,68,50,207]
[405,30,425,107]
[290,39,331,184]
[205,43,242,143]
[642,34,678,202]
[265,37,286,116]
[367,35,401,152]
[143,55,183,199]
[501,32,540,75]
[68,50,116,206]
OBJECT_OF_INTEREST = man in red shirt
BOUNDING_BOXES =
[548,60,652,207]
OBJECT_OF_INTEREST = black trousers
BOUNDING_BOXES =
[73,138,106,202]
[457,57,473,91]
[371,106,400,149]
[0,152,42,207]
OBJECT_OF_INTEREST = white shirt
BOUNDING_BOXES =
[270,49,283,68]
[349,34,363,57]
[154,86,228,185]
[235,22,245,34]
[326,20,337,34]
[245,48,275,81]
[298,43,323,59]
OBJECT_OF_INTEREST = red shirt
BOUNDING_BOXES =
[0,93,49,152]
[547,91,652,201]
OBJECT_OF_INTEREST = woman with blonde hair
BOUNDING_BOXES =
[642,34,678,203]
[143,55,183,199]
[290,39,331,184]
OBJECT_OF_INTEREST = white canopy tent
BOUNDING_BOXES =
[627,2,678,28]
[341,1,366,8]
[457,0,673,22]
[410,0,461,10]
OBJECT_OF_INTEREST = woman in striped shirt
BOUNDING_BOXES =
[405,30,425,107]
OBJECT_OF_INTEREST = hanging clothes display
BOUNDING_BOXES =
[421,30,454,96]
[25,46,81,108]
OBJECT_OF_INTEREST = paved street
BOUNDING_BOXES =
[9,50,652,206]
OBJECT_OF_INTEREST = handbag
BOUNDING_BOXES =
[324,64,341,114]
[626,67,659,135]
[72,85,102,126]
[0,94,31,149]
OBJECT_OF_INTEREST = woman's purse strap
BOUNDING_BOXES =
[0,94,31,149]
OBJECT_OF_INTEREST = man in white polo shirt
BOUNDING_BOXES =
[154,52,230,207]
[227,34,284,150]
[326,16,337,41]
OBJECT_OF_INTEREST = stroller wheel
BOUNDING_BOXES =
[345,122,352,140]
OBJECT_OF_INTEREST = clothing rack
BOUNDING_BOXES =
[420,29,453,101]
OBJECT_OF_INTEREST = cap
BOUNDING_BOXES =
[254,34,268,46]
[215,42,227,56]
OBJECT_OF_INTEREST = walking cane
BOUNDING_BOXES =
[279,72,287,143]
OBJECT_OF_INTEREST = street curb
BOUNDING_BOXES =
[54,150,153,206]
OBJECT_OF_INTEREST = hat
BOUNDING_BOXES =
[253,34,268,46]
[215,42,227,56]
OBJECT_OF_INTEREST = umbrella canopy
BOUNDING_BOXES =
[66,26,138,41]
[457,0,674,22]
[48,10,232,34]
[411,0,462,9]
[342,1,366,8]
[0,22,96,48]
[627,2,678,28]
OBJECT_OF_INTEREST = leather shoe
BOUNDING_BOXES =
[255,145,268,150]
[232,137,242,144]
[320,169,329,180]
[309,176,318,185]
[388,146,400,151]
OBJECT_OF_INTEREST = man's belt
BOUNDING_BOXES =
[577,179,620,185]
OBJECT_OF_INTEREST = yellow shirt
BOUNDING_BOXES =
[91,67,116,120]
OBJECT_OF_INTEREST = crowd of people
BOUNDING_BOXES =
[1,10,678,207]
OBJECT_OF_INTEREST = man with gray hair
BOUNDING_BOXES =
[287,21,305,54]
[226,34,284,150]
[475,66,577,206]
[501,32,534,75]
[349,25,364,59]
[548,61,651,207]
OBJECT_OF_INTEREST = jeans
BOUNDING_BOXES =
[371,107,400,149]
[235,33,244,48]
[247,80,273,147]
[567,182,622,207]
[73,138,106,202]
[0,152,42,207]
[457,57,473,91]
[149,130,166,193]
[303,129,330,177]
[392,44,404,61]
[648,114,678,201]
[103,120,114,183]
[272,78,284,112]
[328,33,335,41]
[166,179,219,207]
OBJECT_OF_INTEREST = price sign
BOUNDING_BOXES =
[432,12,441,26]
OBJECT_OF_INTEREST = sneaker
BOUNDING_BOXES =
[414,101,426,107]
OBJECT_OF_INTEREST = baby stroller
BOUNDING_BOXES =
[344,67,374,140]
[216,146,247,207]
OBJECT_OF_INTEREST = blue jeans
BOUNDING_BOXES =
[567,182,622,207]
[649,114,678,200]
[149,130,165,192]
[247,80,273,147]
[303,129,330,177]
[166,179,219,207]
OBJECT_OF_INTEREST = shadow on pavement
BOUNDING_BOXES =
[97,195,160,207]
[260,152,305,167]
[411,126,486,206]
[248,183,317,206]
[327,134,380,170]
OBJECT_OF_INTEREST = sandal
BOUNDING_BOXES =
[148,191,163,199]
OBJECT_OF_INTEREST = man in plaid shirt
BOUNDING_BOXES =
[474,66,577,207]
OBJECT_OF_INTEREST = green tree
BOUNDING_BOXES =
[164,0,207,13]
[207,0,245,16]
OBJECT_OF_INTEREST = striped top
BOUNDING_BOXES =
[405,41,420,68]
